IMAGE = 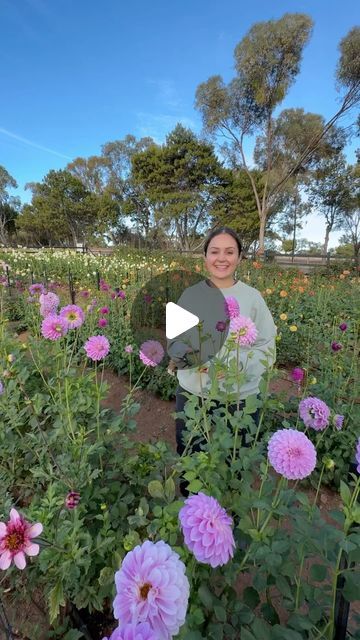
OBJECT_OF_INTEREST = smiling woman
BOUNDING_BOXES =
[168,226,277,466]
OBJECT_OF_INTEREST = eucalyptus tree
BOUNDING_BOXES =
[0,166,20,245]
[195,15,360,254]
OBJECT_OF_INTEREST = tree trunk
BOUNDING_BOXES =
[258,214,267,256]
[323,226,331,255]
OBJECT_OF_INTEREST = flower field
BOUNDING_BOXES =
[0,248,359,640]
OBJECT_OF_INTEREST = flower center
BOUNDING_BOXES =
[55,324,62,332]
[6,531,25,551]
[139,582,152,599]
[288,447,301,457]
[68,313,77,321]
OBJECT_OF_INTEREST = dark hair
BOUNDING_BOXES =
[204,227,242,256]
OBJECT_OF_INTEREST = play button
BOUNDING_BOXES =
[166,302,199,339]
[129,269,230,370]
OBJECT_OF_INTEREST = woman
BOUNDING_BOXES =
[167,227,277,457]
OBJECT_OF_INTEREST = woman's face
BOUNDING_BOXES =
[204,233,241,283]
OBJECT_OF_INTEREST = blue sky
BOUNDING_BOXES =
[1,0,359,246]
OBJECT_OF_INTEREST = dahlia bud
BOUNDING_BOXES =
[65,491,81,509]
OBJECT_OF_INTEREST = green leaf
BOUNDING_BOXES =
[340,480,351,507]
[288,613,314,630]
[198,583,213,608]
[187,479,203,493]
[243,586,260,609]
[260,603,280,625]
[63,631,85,640]
[252,618,271,639]
[49,580,65,624]
[271,626,304,640]
[164,477,175,502]
[342,572,360,602]
[98,566,114,586]
[240,630,256,640]
[208,623,224,639]
[148,480,164,498]
[214,605,227,622]
[310,564,327,582]
[275,575,293,600]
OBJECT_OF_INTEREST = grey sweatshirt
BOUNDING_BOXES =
[167,279,277,399]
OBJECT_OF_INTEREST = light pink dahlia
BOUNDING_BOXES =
[268,429,317,480]
[299,397,330,431]
[229,315,258,346]
[139,340,164,367]
[84,335,110,361]
[224,296,240,319]
[39,292,60,316]
[29,283,45,296]
[113,540,189,640]
[179,492,235,568]
[59,304,85,329]
[41,313,69,340]
[0,508,43,570]
[102,623,156,640]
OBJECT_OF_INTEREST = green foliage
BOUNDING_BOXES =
[131,124,227,249]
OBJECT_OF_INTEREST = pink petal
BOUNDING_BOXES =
[0,523,7,537]
[25,543,40,557]
[28,522,43,538]
[0,550,12,570]
[9,508,21,523]
[14,551,26,570]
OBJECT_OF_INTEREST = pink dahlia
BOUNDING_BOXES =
[98,318,108,328]
[65,491,81,509]
[41,313,69,340]
[125,345,134,354]
[331,341,342,352]
[216,320,227,332]
[59,304,85,329]
[291,367,305,383]
[39,292,60,316]
[100,306,110,315]
[29,283,45,296]
[0,508,43,570]
[229,315,258,346]
[339,322,348,331]
[179,493,235,568]
[102,623,156,640]
[224,296,240,319]
[113,540,189,640]
[299,397,330,431]
[139,340,164,367]
[268,429,317,480]
[84,335,110,361]
[334,414,344,430]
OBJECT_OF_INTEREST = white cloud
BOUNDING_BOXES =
[0,128,72,160]
[146,78,182,109]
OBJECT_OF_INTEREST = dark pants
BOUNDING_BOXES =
[175,385,260,457]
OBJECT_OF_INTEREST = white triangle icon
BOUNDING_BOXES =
[166,302,199,339]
